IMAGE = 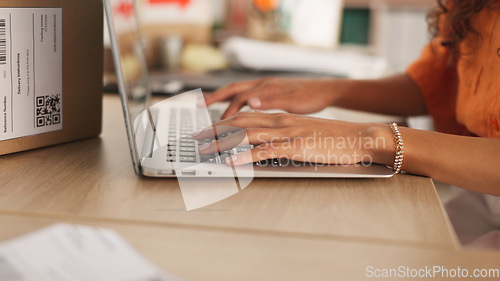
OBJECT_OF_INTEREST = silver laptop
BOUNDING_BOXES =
[103,0,394,179]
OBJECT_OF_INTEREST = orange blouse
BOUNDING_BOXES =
[407,5,500,138]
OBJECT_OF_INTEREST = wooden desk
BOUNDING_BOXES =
[0,94,456,250]
[2,94,499,280]
[1,213,499,281]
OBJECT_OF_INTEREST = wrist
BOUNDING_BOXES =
[361,124,396,166]
[324,78,350,107]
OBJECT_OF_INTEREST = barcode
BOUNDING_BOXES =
[0,18,6,65]
[0,256,24,281]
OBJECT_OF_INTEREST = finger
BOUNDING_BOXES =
[198,130,248,154]
[249,95,292,111]
[222,112,301,129]
[221,94,256,119]
[196,94,209,108]
[221,83,279,119]
[204,79,264,107]
[198,128,295,154]
[225,143,290,165]
[193,112,285,140]
[193,125,241,141]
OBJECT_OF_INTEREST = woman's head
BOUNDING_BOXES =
[428,0,499,59]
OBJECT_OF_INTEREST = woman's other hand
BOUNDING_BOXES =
[203,78,338,119]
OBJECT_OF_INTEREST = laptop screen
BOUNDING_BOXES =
[104,0,153,174]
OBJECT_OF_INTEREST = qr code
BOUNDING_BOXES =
[36,94,61,128]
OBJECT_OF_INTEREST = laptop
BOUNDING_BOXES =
[103,0,394,179]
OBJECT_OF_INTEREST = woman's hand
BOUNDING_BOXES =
[203,78,338,119]
[203,74,428,118]
[193,112,394,166]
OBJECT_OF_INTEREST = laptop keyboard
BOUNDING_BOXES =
[165,108,254,164]
[165,107,287,167]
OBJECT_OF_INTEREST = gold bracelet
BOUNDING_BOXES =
[389,123,404,174]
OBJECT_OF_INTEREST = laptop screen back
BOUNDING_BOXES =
[104,0,152,174]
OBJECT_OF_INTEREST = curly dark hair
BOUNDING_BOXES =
[427,0,499,60]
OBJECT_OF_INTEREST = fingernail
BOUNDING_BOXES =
[197,99,206,108]
[198,143,210,151]
[225,155,238,165]
[248,98,262,108]
[192,129,203,137]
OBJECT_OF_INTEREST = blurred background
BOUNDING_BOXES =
[104,0,434,81]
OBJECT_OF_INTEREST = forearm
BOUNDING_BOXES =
[330,74,427,117]
[371,126,500,195]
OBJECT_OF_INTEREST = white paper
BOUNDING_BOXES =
[282,0,343,48]
[0,8,63,141]
[0,224,181,281]
[222,37,389,79]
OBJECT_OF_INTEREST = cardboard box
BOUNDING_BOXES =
[0,0,103,155]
